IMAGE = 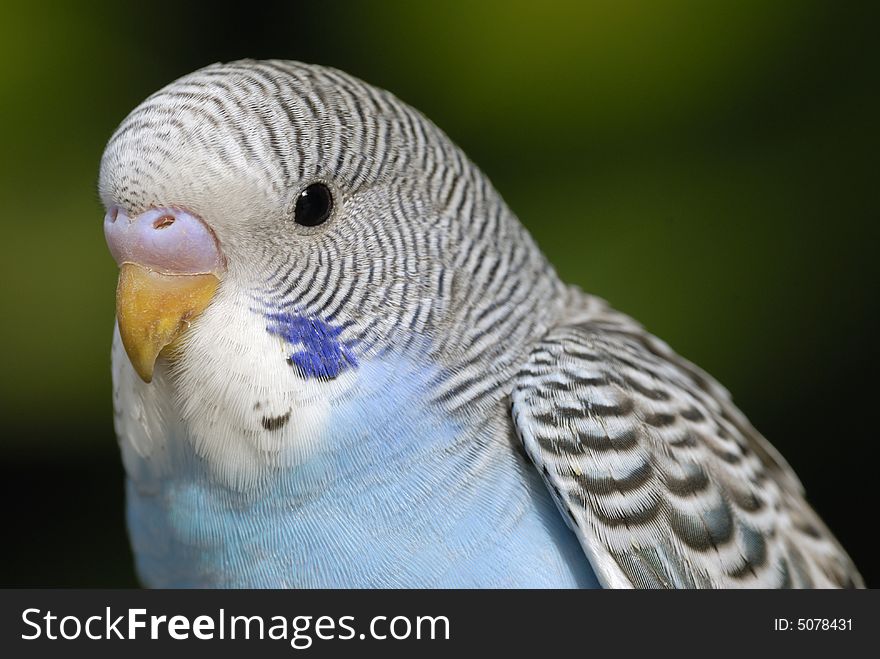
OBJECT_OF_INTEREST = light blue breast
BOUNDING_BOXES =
[127,355,599,588]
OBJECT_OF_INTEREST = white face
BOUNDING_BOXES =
[113,314,361,489]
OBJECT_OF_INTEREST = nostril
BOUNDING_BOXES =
[153,215,175,230]
[108,207,119,223]
[105,206,222,273]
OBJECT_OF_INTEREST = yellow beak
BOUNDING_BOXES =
[115,263,219,382]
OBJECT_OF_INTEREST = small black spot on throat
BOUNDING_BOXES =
[261,411,291,431]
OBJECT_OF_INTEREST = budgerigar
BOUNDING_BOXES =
[101,60,862,588]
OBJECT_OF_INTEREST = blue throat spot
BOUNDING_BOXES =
[264,310,358,380]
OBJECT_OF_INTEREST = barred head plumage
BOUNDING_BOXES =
[101,59,565,410]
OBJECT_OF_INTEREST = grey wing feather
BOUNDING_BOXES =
[510,290,862,588]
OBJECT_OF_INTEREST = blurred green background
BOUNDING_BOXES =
[1,1,876,587]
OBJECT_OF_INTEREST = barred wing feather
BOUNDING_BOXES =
[510,298,862,588]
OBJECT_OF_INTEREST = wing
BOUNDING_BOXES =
[510,292,862,588]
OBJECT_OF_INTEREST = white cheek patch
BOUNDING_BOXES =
[115,290,358,489]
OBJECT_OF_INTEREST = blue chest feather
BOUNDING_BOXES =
[126,356,599,588]
[264,310,357,379]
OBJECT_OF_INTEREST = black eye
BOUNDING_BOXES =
[294,183,333,227]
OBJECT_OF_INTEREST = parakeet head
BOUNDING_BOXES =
[100,60,562,481]
[103,60,440,380]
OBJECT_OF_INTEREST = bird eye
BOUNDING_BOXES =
[294,183,333,227]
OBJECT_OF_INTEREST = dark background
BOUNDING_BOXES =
[1,1,876,587]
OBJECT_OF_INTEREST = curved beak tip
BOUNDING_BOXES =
[115,263,219,383]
